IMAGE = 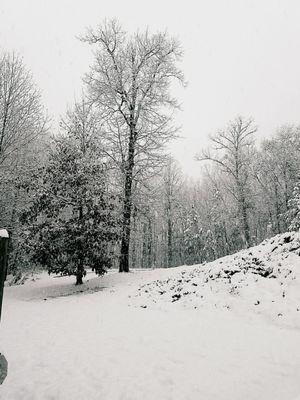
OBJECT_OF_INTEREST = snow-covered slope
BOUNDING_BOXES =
[133,231,300,328]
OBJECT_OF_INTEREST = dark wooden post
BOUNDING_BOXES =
[0,229,9,384]
[0,229,9,321]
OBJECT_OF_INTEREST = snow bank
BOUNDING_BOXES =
[133,231,300,328]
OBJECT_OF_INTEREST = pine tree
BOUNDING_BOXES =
[21,137,119,284]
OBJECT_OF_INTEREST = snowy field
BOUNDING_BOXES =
[1,232,300,400]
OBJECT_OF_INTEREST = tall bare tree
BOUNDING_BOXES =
[0,52,47,167]
[0,52,47,228]
[253,125,300,234]
[162,157,182,267]
[0,52,48,274]
[81,20,184,272]
[197,116,256,247]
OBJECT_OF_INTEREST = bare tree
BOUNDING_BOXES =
[60,95,105,156]
[162,157,182,267]
[253,125,300,234]
[81,20,185,272]
[197,116,256,247]
[0,51,48,267]
[0,52,47,167]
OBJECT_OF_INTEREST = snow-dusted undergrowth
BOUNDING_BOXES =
[133,231,300,328]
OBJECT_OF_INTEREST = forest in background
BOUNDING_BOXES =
[0,20,300,284]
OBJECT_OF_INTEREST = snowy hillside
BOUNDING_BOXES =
[0,232,300,400]
[133,231,300,328]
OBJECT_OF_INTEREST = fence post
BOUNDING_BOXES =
[0,229,9,384]
[0,229,9,321]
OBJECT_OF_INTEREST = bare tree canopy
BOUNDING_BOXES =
[196,116,257,247]
[60,95,103,156]
[0,52,47,167]
[81,19,185,272]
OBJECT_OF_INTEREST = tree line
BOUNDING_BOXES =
[0,20,299,284]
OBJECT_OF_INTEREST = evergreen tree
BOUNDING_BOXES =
[21,137,119,284]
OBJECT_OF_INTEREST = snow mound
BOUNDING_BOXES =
[132,231,300,328]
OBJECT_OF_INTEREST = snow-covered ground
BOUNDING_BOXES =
[133,231,300,329]
[1,232,300,400]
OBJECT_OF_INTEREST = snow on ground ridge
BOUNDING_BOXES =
[132,231,300,328]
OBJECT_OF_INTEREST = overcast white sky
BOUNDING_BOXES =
[1,0,300,177]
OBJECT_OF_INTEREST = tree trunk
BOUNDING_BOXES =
[131,207,137,269]
[0,103,9,160]
[76,205,84,284]
[236,171,250,248]
[222,220,230,254]
[240,195,250,248]
[147,218,152,268]
[142,217,152,268]
[274,182,281,233]
[165,193,173,268]
[76,269,83,285]
[142,222,147,268]
[167,215,173,267]
[119,125,136,273]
